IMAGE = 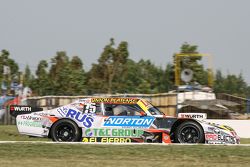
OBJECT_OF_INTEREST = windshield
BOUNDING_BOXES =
[148,105,164,115]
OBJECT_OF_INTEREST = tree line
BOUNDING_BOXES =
[1,39,250,97]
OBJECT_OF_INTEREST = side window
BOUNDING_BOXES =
[127,104,144,116]
[93,103,103,115]
[104,104,114,116]
[113,105,128,116]
[104,104,143,116]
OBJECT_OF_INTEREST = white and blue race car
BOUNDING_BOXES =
[10,97,240,144]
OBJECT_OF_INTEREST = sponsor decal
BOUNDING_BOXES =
[103,116,154,128]
[78,99,91,103]
[91,98,138,104]
[57,106,69,116]
[83,103,96,113]
[82,137,132,143]
[137,100,148,111]
[33,113,50,116]
[20,115,42,121]
[178,113,207,119]
[207,141,224,144]
[208,127,215,131]
[217,135,235,142]
[10,106,31,112]
[213,128,221,134]
[230,131,237,136]
[138,99,151,108]
[205,133,236,143]
[82,137,96,142]
[66,109,94,128]
[137,99,154,111]
[9,105,43,117]
[84,128,144,137]
[17,120,42,127]
[205,134,218,140]
[219,125,234,132]
[58,103,96,114]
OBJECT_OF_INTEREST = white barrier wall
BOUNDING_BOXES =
[207,119,250,138]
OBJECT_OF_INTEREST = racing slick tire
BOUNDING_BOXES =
[51,119,81,142]
[175,121,205,143]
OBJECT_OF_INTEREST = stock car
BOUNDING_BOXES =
[10,97,240,144]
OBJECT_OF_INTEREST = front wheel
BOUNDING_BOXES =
[175,121,204,143]
[51,119,81,142]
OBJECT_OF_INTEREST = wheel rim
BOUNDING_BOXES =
[55,123,76,142]
[178,125,200,143]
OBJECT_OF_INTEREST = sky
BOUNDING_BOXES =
[1,0,250,83]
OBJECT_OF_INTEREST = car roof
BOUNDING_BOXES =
[76,97,142,104]
[91,97,140,104]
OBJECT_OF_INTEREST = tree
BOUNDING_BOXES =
[163,63,175,92]
[213,70,249,97]
[136,59,161,93]
[0,50,19,77]
[70,56,83,70]
[32,60,51,95]
[213,70,224,93]
[49,51,70,95]
[61,56,86,95]
[15,40,250,97]
[49,51,69,81]
[118,59,169,94]
[117,59,138,93]
[32,52,87,95]
[87,38,129,94]
[23,65,33,87]
[0,50,19,95]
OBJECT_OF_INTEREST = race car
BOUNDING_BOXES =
[11,97,240,144]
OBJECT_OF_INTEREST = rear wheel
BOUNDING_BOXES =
[51,119,81,142]
[175,121,204,143]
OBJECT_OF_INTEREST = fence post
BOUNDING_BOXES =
[247,98,250,114]
[4,108,9,125]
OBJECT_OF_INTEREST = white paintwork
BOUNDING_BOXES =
[207,119,250,138]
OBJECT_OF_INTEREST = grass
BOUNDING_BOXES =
[1,143,250,167]
[240,138,250,144]
[1,125,250,167]
[0,125,49,141]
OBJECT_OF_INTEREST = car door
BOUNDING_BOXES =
[82,102,155,143]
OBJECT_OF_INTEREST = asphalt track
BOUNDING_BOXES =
[0,141,250,146]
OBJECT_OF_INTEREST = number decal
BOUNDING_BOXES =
[84,103,96,113]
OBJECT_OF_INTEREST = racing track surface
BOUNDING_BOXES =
[0,141,250,146]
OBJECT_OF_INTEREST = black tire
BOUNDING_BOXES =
[175,121,205,143]
[51,119,81,142]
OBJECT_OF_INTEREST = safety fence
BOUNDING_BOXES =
[216,93,250,118]
[0,96,21,125]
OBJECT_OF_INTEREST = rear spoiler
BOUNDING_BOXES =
[9,105,43,117]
